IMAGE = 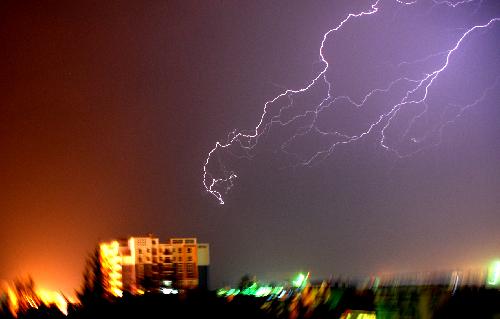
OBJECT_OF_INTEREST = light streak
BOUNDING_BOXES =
[203,0,499,204]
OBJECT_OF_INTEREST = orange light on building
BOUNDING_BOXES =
[99,241,123,297]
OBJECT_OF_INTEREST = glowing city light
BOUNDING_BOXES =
[100,241,123,297]
[487,260,500,287]
[160,288,179,295]
[292,272,309,289]
[217,284,287,299]
[6,285,18,315]
[341,310,377,319]
[36,289,73,316]
[1,281,75,317]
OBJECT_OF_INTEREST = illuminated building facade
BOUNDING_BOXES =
[99,241,123,297]
[99,235,209,295]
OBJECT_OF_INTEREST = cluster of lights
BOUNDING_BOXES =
[217,285,288,299]
[217,272,309,299]
[160,288,179,295]
[2,283,74,317]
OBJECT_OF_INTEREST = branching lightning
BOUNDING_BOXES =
[203,0,500,204]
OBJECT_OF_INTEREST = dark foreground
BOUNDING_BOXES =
[5,286,500,319]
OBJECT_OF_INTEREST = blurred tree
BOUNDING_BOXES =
[77,246,106,304]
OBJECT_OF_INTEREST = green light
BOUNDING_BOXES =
[255,286,272,297]
[487,260,500,287]
[216,288,227,296]
[271,286,283,295]
[217,284,288,299]
[242,282,258,295]
[292,272,308,288]
[372,277,380,290]
[226,288,240,296]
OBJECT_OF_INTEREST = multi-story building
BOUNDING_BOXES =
[170,238,198,289]
[99,234,209,296]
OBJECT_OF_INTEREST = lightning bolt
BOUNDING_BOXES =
[203,0,499,204]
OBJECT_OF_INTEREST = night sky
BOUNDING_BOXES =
[1,0,500,295]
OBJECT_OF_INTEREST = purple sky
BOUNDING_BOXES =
[1,0,499,294]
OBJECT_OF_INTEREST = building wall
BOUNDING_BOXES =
[197,244,210,290]
[197,244,210,266]
[170,238,199,289]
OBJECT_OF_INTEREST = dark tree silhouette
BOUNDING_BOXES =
[14,276,41,313]
[77,246,106,304]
